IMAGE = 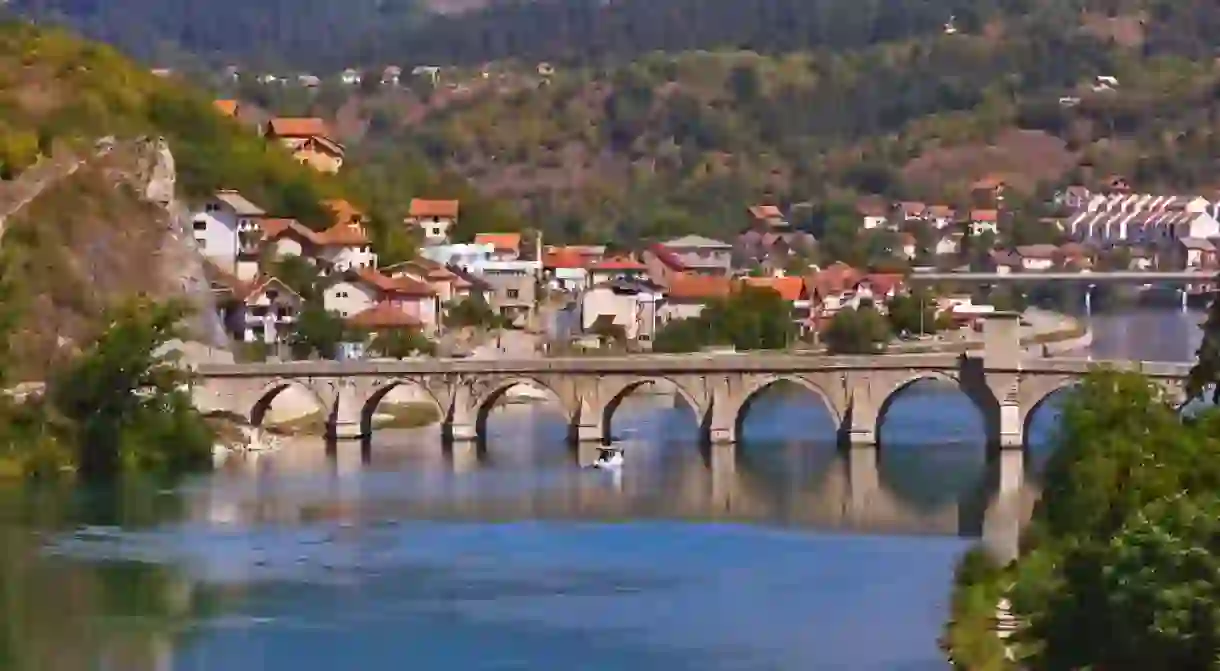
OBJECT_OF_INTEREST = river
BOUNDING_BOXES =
[0,308,1202,671]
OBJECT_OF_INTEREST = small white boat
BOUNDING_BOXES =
[591,448,624,470]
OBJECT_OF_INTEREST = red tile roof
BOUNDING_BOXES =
[266,117,331,138]
[258,217,321,244]
[409,198,460,218]
[317,222,370,246]
[806,262,861,296]
[741,276,805,301]
[346,302,423,330]
[647,244,687,272]
[971,209,999,222]
[543,248,588,269]
[588,255,646,272]
[213,100,239,117]
[474,232,522,255]
[748,205,783,220]
[666,273,732,300]
[355,268,434,296]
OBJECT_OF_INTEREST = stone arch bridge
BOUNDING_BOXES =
[193,353,1189,449]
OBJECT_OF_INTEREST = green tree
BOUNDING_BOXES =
[1189,276,1220,403]
[48,299,213,480]
[369,328,436,358]
[886,289,939,336]
[268,255,323,302]
[445,294,505,330]
[822,305,891,354]
[288,303,347,359]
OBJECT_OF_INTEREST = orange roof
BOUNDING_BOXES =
[474,232,522,254]
[971,209,999,222]
[748,205,783,220]
[259,217,321,244]
[928,205,955,218]
[354,268,434,297]
[409,198,460,218]
[807,262,862,296]
[666,273,732,300]
[324,199,364,225]
[213,99,239,117]
[741,276,805,301]
[588,255,646,272]
[346,302,423,330]
[859,273,905,296]
[266,117,331,138]
[316,221,371,246]
[543,248,588,269]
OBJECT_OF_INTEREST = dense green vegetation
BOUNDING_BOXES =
[945,361,1220,668]
[653,286,796,352]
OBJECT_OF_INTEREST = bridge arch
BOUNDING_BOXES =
[734,375,842,441]
[1022,380,1080,448]
[360,378,446,437]
[600,376,705,443]
[472,376,575,436]
[874,372,987,447]
[249,379,330,428]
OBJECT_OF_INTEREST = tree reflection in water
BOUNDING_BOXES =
[0,483,230,671]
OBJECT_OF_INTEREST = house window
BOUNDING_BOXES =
[193,221,206,231]
[336,290,349,298]
[507,289,520,299]
[266,289,278,300]
[205,203,220,213]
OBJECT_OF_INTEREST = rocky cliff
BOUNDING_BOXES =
[1,137,233,380]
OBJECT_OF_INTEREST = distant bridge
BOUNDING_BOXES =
[906,270,1216,285]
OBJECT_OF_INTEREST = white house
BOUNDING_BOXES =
[935,233,962,256]
[421,243,496,273]
[341,68,362,85]
[1015,244,1058,271]
[969,209,999,237]
[323,268,437,331]
[192,190,266,273]
[580,282,663,342]
[405,199,459,244]
[316,221,377,273]
[234,277,302,344]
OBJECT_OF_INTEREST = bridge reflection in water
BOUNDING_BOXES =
[203,382,1062,560]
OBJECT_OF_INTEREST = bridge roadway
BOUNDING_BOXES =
[905,270,1215,284]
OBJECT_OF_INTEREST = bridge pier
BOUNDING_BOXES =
[844,444,880,523]
[706,443,736,511]
[329,381,368,441]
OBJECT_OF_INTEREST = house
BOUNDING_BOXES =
[412,65,441,84]
[383,258,476,304]
[899,233,918,260]
[235,277,303,344]
[741,275,812,328]
[323,268,437,333]
[192,190,266,273]
[898,201,928,221]
[934,232,962,256]
[659,235,734,276]
[1058,243,1094,270]
[1175,238,1217,269]
[971,176,1006,205]
[580,279,665,343]
[641,244,687,288]
[1093,75,1119,91]
[987,249,1022,274]
[257,217,322,261]
[805,262,863,317]
[213,100,240,118]
[928,205,957,230]
[420,243,496,273]
[969,209,999,236]
[658,273,732,323]
[1056,185,1091,210]
[341,69,362,85]
[857,197,891,230]
[478,260,539,326]
[747,204,789,230]
[263,118,345,174]
[315,201,378,273]
[1015,244,1059,272]
[405,199,460,244]
[473,232,523,261]
[381,66,402,86]
[587,255,648,285]
[1065,194,1219,247]
[542,247,590,293]
[297,74,321,88]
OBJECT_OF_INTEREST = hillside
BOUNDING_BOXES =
[0,21,521,378]
[10,0,1220,71]
[309,25,1219,241]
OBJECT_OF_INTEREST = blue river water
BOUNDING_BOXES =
[1,308,1201,671]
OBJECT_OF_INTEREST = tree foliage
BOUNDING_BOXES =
[653,286,795,353]
[369,329,436,359]
[822,304,891,354]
